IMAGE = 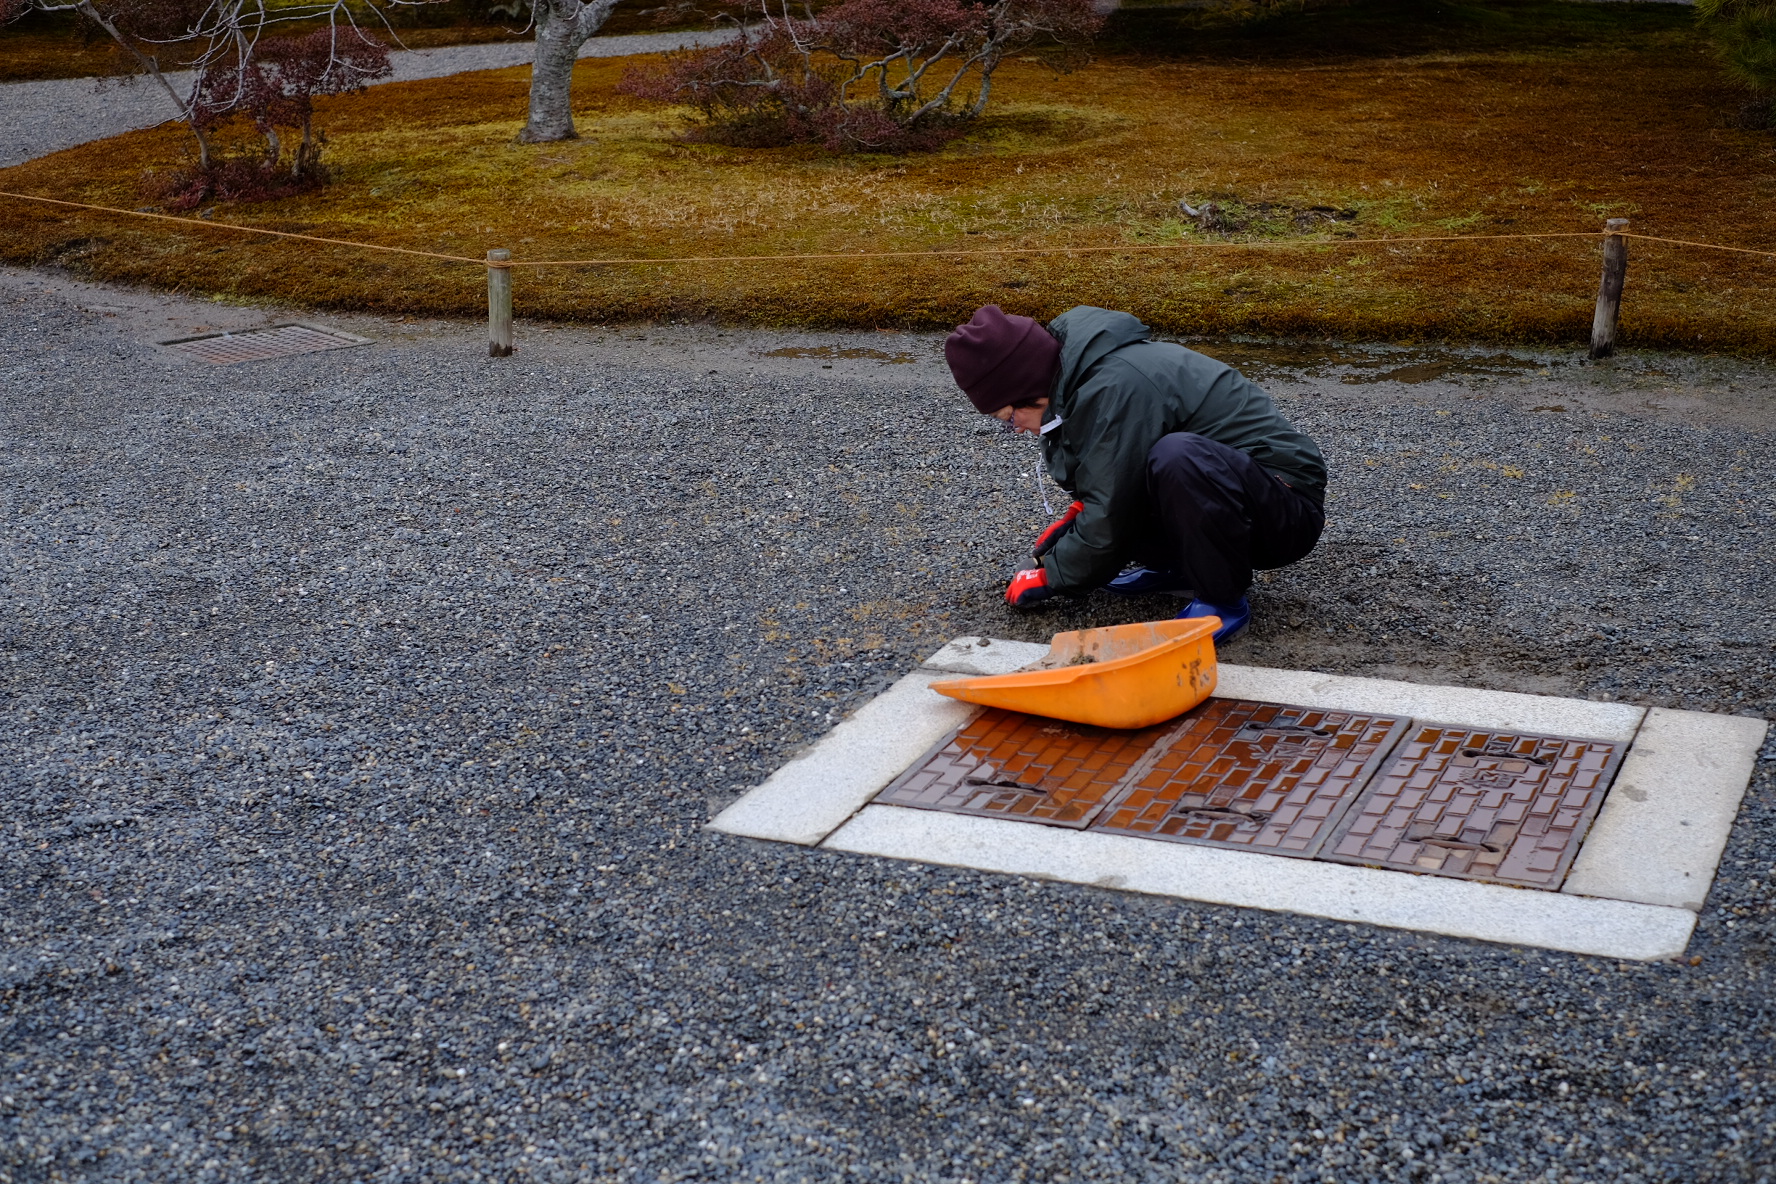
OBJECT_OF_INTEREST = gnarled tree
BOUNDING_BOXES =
[2,0,219,162]
[518,0,621,141]
[148,26,392,206]
[620,0,1103,152]
[2,0,408,199]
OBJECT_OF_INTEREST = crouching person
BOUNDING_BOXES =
[944,304,1327,641]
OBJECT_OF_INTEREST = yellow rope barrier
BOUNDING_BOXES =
[0,189,487,264]
[2,188,1772,268]
[1618,231,1776,260]
[505,231,1604,268]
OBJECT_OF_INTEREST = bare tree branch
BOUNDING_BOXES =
[619,0,1101,152]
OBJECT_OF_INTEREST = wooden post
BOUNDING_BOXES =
[487,248,513,358]
[1589,218,1629,360]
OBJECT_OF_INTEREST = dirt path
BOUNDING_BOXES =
[22,263,1774,435]
[0,26,736,169]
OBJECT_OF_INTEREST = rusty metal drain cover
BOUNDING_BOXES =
[161,323,370,365]
[873,708,1173,827]
[1323,726,1624,888]
[1091,700,1409,857]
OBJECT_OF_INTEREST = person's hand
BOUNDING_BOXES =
[1005,566,1054,608]
[1031,500,1083,559]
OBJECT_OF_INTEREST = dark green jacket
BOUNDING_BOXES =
[1037,306,1326,594]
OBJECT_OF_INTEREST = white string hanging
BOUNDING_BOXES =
[1032,414,1064,515]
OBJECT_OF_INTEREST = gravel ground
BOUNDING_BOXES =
[0,27,737,170]
[2,266,1773,1183]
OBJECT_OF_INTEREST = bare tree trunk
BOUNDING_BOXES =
[966,61,997,118]
[294,116,316,180]
[519,0,619,143]
[521,3,582,141]
[73,0,214,166]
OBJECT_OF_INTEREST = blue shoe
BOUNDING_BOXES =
[1105,566,1191,596]
[1178,596,1250,643]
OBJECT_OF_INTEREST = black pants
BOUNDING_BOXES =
[1135,433,1325,605]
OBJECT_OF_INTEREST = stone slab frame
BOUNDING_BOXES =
[710,637,1769,961]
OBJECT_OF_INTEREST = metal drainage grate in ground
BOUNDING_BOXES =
[161,322,370,365]
[877,698,1410,851]
[1324,726,1623,889]
[875,708,1173,827]
[875,701,1628,889]
[1093,700,1409,858]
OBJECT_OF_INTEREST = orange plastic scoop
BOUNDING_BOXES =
[930,617,1219,729]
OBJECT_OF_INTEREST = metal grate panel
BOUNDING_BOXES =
[869,702,1624,891]
[1323,726,1624,888]
[1091,700,1409,857]
[873,708,1173,827]
[161,322,370,365]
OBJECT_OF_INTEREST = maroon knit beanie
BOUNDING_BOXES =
[944,305,1061,414]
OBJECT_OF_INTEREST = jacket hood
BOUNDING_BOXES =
[1048,306,1152,402]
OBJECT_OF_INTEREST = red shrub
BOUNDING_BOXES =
[143,155,325,210]
[144,27,390,207]
[195,29,391,177]
[620,0,1102,152]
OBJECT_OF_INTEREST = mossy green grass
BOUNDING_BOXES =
[3,0,1771,349]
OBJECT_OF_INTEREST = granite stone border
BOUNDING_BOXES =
[1562,707,1770,909]
[710,635,1769,960]
[822,806,1699,962]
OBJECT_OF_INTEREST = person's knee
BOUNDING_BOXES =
[1148,431,1217,465]
[1146,432,1224,495]
[1253,496,1325,570]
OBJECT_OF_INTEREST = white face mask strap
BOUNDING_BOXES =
[1032,413,1062,514]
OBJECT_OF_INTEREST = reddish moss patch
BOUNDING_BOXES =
[3,5,1773,349]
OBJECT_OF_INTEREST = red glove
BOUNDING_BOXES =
[1032,500,1084,559]
[1005,566,1054,608]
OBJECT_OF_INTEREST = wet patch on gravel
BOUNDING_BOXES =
[759,345,919,364]
[2,268,1773,1182]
